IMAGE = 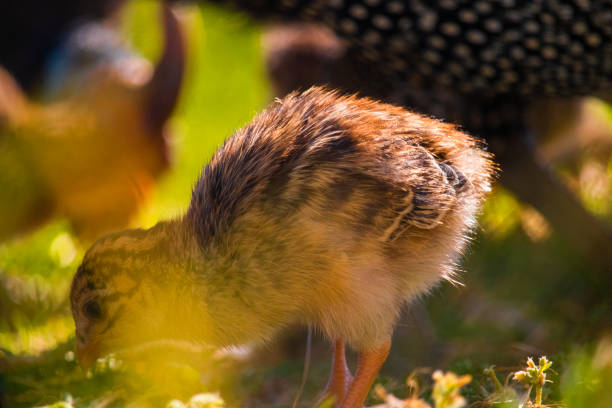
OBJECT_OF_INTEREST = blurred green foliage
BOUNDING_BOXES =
[562,338,612,408]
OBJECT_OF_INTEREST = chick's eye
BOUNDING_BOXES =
[84,300,103,320]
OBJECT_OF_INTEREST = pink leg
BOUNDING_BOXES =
[340,339,391,408]
[319,339,353,406]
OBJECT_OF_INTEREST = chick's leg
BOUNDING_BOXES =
[340,339,391,408]
[320,339,352,406]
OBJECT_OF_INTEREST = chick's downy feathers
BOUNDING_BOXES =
[71,87,493,361]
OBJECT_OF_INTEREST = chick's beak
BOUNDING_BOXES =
[76,337,101,369]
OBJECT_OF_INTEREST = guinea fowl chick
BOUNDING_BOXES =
[70,87,493,407]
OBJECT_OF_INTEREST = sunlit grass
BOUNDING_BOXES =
[1,222,79,356]
[0,315,74,356]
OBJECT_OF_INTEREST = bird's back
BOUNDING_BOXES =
[183,88,495,347]
[187,88,492,254]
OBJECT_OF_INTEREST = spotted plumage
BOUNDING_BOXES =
[223,0,612,97]
[70,88,493,407]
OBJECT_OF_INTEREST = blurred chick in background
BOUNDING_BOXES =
[0,5,185,241]
[207,0,612,268]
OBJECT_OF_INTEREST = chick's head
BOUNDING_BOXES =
[70,226,195,367]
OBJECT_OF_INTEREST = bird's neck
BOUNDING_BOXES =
[131,218,222,345]
[151,218,315,348]
[182,220,320,348]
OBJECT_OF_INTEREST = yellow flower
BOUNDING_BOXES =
[431,370,472,408]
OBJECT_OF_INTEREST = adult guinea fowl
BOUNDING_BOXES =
[213,0,612,267]
[70,88,494,407]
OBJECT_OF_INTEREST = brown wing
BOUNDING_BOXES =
[374,142,468,242]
